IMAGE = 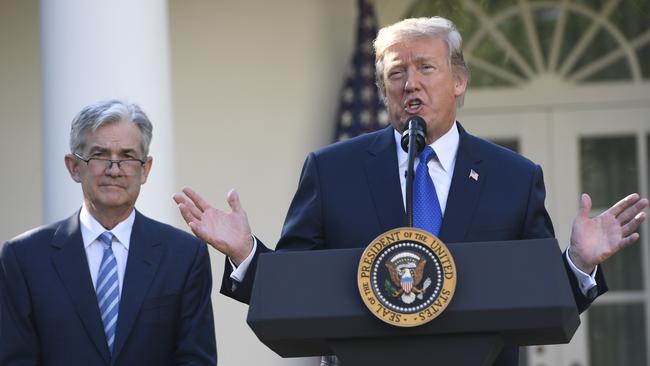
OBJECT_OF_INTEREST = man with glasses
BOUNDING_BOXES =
[0,100,217,365]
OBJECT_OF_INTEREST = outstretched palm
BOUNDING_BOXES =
[569,193,648,274]
[173,187,254,265]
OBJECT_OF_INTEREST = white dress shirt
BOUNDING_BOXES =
[232,122,597,296]
[394,122,457,215]
[79,204,133,293]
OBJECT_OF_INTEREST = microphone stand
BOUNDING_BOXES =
[405,126,418,227]
[401,117,426,228]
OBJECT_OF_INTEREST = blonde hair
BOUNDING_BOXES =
[374,17,469,107]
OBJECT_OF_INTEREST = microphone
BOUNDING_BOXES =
[401,116,427,227]
[400,116,427,154]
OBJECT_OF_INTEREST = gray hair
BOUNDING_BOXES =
[69,100,153,157]
[373,16,470,107]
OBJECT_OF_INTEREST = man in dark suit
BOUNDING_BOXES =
[0,100,217,365]
[173,17,648,366]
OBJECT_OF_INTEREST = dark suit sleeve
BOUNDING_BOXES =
[521,165,555,240]
[563,253,608,313]
[523,165,607,313]
[173,242,217,365]
[277,152,326,251]
[220,153,324,304]
[220,238,272,304]
[0,242,40,365]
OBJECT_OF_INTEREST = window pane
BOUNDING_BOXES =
[533,7,558,59]
[574,0,609,12]
[589,303,647,366]
[600,235,643,290]
[581,57,632,83]
[405,0,650,85]
[491,138,519,153]
[404,0,480,38]
[580,136,637,208]
[639,42,650,80]
[558,12,593,72]
[609,0,650,40]
[497,16,535,69]
[471,33,525,87]
[580,136,641,290]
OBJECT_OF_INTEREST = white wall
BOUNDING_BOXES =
[169,1,355,364]
[169,4,410,363]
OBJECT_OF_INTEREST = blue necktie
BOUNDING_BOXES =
[96,232,120,355]
[413,146,442,236]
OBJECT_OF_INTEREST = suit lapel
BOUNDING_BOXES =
[50,212,111,364]
[111,211,162,361]
[364,127,407,231]
[439,123,485,243]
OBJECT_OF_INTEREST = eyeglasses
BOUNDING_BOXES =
[74,152,146,174]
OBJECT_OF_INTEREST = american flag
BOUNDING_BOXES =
[333,0,388,142]
[322,3,387,366]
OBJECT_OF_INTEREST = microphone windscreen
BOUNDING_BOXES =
[400,116,427,153]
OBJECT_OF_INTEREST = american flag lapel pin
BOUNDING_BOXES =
[469,169,479,181]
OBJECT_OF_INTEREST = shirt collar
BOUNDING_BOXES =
[79,204,135,250]
[394,121,460,173]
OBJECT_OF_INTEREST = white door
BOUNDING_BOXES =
[551,104,650,366]
[459,93,650,366]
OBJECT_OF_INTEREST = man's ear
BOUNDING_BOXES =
[454,73,468,97]
[64,154,82,183]
[140,156,153,184]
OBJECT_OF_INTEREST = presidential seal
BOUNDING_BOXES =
[357,227,456,327]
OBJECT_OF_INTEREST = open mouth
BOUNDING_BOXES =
[404,98,422,113]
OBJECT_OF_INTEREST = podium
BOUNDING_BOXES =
[247,238,580,365]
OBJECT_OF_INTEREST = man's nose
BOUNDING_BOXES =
[404,70,420,92]
[106,161,122,176]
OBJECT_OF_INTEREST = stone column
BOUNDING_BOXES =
[40,0,175,223]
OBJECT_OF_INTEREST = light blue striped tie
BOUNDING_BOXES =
[96,232,120,355]
[413,146,442,236]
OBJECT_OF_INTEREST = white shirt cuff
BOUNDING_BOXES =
[229,235,257,283]
[565,247,598,297]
